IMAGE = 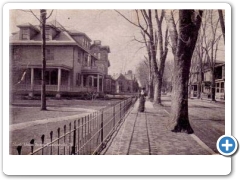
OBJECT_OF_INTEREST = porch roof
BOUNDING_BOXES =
[19,63,72,71]
[81,69,104,75]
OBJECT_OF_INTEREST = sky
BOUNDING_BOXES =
[10,9,150,75]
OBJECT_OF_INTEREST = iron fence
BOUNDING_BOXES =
[16,96,137,155]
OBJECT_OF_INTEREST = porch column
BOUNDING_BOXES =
[92,76,94,87]
[68,71,71,91]
[97,74,100,92]
[29,68,34,97]
[102,76,104,92]
[88,54,91,67]
[30,68,34,90]
[81,74,84,87]
[56,68,61,98]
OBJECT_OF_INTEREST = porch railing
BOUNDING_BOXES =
[16,97,137,155]
[14,84,98,93]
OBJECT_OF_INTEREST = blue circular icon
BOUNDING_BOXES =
[217,135,238,156]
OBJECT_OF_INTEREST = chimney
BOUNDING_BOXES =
[94,40,101,45]
[128,70,132,74]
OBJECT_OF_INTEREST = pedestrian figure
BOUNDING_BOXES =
[138,88,146,112]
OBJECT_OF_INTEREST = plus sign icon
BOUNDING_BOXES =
[217,135,238,156]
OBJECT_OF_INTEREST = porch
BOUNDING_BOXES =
[13,66,98,97]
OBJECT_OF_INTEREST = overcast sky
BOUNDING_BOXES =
[10,9,152,75]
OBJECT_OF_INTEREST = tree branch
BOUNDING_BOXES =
[164,10,178,55]
[46,9,54,19]
[115,10,151,38]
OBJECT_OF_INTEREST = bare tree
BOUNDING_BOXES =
[165,10,203,134]
[155,10,168,104]
[201,10,222,102]
[194,32,205,99]
[162,60,174,93]
[135,59,149,89]
[218,10,225,44]
[141,32,154,99]
[115,10,168,104]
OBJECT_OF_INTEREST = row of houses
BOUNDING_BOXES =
[189,61,225,100]
[10,20,138,98]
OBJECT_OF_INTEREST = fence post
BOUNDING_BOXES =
[41,135,45,155]
[69,123,71,155]
[101,110,104,145]
[72,121,76,155]
[78,119,80,155]
[124,100,125,116]
[64,125,66,155]
[50,131,53,155]
[84,116,87,155]
[120,103,122,120]
[57,128,60,155]
[30,139,34,155]
[113,106,115,129]
[17,146,22,155]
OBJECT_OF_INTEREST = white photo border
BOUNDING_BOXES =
[3,2,231,175]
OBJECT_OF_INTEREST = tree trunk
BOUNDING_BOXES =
[197,72,202,99]
[197,58,203,99]
[147,44,154,100]
[167,10,203,134]
[211,69,216,101]
[218,10,225,44]
[153,75,162,104]
[148,76,154,100]
[146,10,160,104]
[41,9,47,110]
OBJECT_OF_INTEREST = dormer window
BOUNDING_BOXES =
[22,28,29,40]
[45,28,51,40]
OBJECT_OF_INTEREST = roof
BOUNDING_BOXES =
[10,20,97,58]
[68,29,92,42]
[124,73,134,81]
[17,23,40,32]
[112,73,135,81]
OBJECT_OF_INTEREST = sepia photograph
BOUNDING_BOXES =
[8,8,225,156]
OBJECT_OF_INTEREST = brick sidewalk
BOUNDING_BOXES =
[101,99,215,155]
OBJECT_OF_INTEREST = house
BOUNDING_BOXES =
[189,61,225,100]
[202,62,225,100]
[112,70,138,94]
[90,40,111,92]
[10,20,111,98]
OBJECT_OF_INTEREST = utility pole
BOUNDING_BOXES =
[40,9,47,110]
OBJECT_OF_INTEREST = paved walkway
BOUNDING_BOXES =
[101,99,217,155]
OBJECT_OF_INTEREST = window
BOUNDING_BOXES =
[221,82,224,93]
[83,53,88,66]
[98,53,101,59]
[45,28,51,40]
[12,48,21,61]
[22,28,29,40]
[76,73,81,86]
[46,48,54,60]
[78,50,82,63]
[216,83,220,93]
